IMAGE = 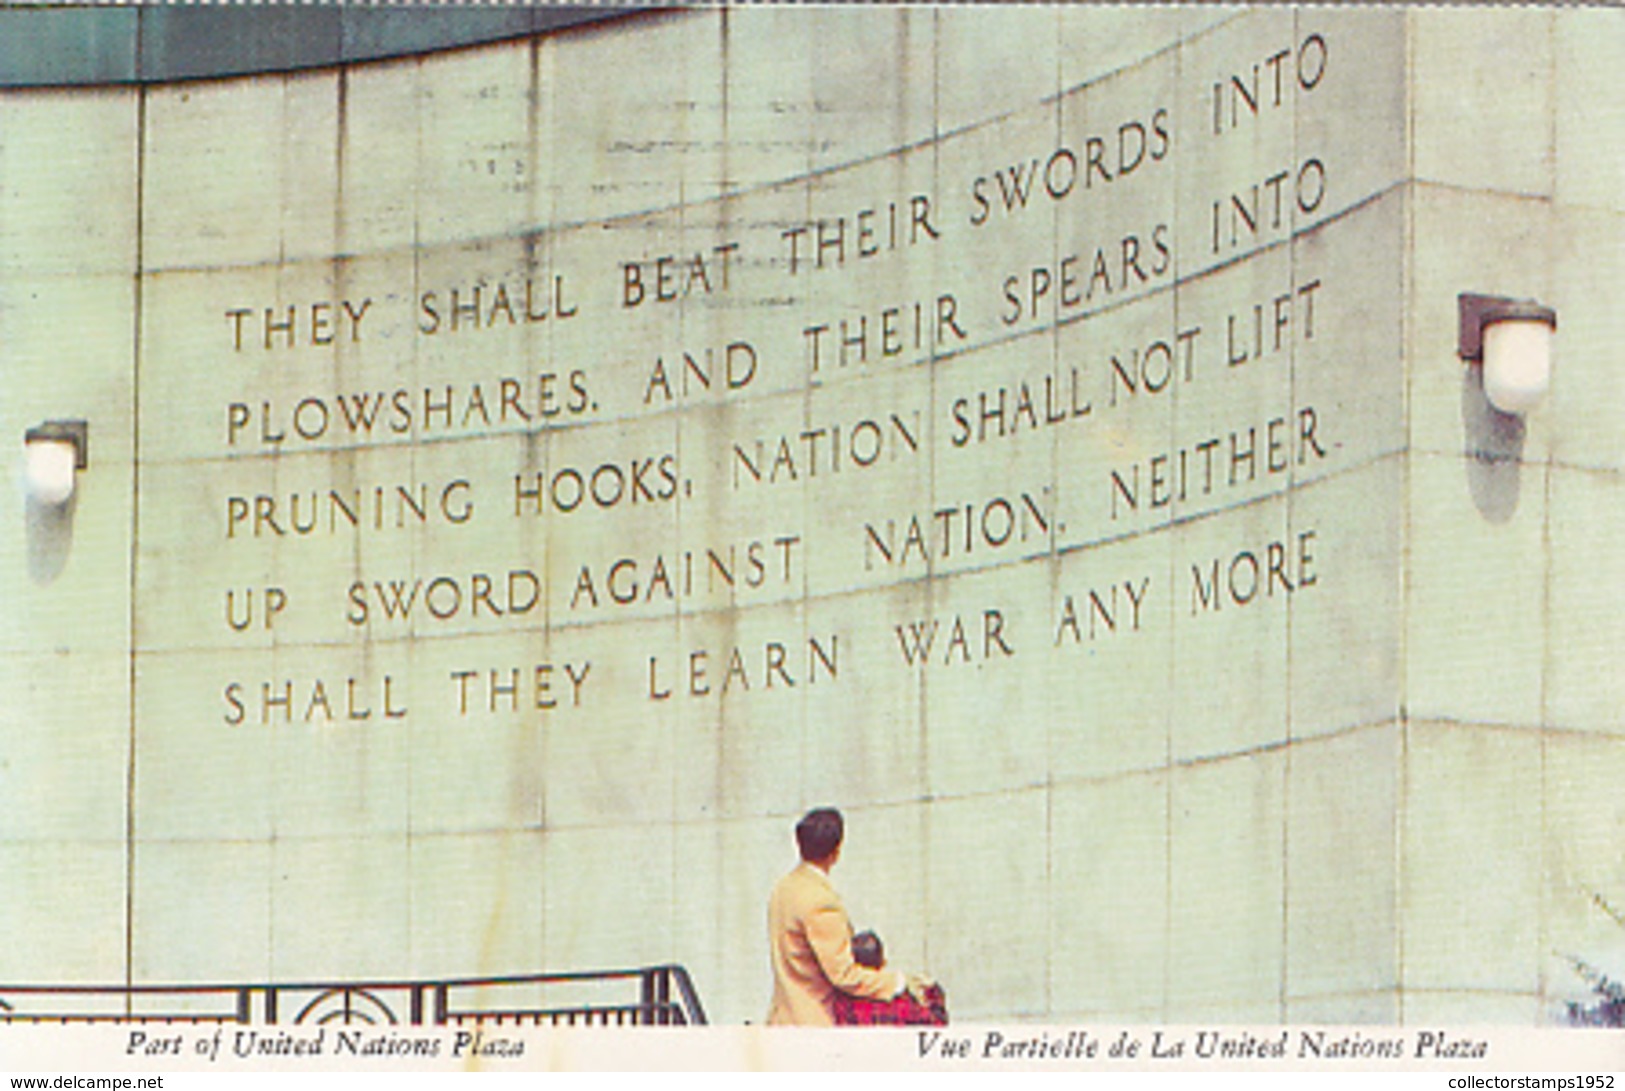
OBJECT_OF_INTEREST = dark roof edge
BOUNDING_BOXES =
[0,5,662,89]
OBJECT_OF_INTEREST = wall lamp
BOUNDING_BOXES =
[1459,293,1558,415]
[24,420,88,506]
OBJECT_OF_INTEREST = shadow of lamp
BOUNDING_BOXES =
[24,419,88,506]
[1458,293,1558,416]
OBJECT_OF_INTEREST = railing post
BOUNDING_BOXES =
[670,965,708,1026]
[639,970,656,1026]
[434,985,448,1026]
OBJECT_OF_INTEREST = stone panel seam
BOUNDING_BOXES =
[129,113,1411,281]
[124,72,148,999]
[1286,985,1404,1003]
[1281,6,1302,1020]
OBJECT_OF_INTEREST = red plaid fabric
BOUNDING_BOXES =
[831,983,948,1026]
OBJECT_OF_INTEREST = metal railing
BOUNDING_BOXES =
[0,965,706,1027]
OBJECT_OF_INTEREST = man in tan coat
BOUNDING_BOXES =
[766,807,906,1026]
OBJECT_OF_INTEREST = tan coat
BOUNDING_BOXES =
[766,861,902,1026]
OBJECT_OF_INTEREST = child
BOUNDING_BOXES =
[831,930,948,1026]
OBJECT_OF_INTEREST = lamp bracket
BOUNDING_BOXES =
[1459,293,1558,362]
[25,419,89,469]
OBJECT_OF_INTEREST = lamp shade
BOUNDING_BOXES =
[25,437,79,505]
[1482,316,1554,415]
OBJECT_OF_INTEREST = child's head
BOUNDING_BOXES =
[852,929,885,970]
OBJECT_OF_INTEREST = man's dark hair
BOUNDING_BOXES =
[795,807,844,862]
[852,930,884,970]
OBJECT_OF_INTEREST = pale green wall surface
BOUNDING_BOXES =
[1,7,1622,1027]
